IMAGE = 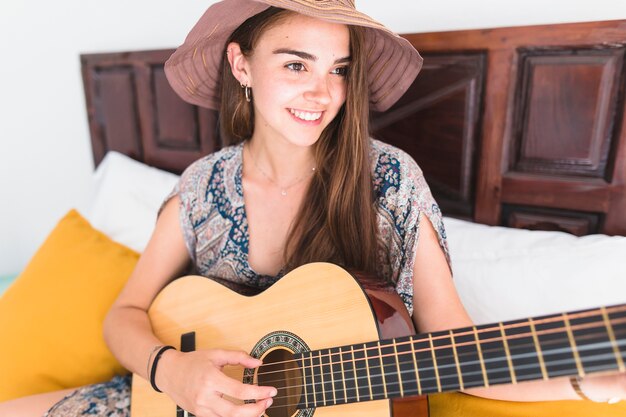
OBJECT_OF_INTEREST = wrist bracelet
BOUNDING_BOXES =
[570,376,593,401]
[147,345,165,381]
[150,345,175,393]
[570,376,621,404]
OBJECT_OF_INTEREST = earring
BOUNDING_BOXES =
[241,83,251,103]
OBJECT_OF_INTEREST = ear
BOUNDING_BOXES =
[226,42,252,86]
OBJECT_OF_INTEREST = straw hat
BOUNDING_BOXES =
[165,0,422,112]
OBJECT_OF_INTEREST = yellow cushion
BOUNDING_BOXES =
[430,392,626,416]
[0,210,139,401]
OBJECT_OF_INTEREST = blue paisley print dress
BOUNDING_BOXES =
[44,139,449,416]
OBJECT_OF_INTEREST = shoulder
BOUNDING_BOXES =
[177,143,243,194]
[369,138,426,197]
[181,143,242,181]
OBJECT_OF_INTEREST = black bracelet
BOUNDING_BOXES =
[150,345,175,393]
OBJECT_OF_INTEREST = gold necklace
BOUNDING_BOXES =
[245,144,316,196]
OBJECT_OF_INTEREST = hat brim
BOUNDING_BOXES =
[165,0,422,112]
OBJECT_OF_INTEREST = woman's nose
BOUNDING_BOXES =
[303,75,332,105]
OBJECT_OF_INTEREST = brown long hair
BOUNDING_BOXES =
[219,7,378,274]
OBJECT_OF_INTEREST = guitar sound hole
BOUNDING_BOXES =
[258,348,303,417]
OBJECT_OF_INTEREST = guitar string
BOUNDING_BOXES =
[256,360,621,411]
[251,305,626,372]
[253,316,626,379]
[257,324,626,383]
[256,336,625,394]
[252,328,626,394]
[256,348,625,407]
[174,313,624,412]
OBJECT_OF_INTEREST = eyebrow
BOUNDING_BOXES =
[272,48,351,64]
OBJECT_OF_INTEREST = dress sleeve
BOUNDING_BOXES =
[387,152,451,317]
[158,163,200,263]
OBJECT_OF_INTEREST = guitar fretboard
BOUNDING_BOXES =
[294,304,626,408]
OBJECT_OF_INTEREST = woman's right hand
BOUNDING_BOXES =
[155,348,277,417]
[155,349,276,417]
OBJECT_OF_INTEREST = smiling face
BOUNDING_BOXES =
[233,13,351,149]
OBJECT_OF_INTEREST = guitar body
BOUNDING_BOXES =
[131,263,428,417]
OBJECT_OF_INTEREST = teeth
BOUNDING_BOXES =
[290,109,322,121]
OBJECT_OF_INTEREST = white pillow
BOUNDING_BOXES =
[444,216,626,325]
[79,152,179,253]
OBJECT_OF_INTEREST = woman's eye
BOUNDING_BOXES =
[332,66,349,77]
[286,62,306,72]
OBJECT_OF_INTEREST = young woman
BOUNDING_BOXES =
[2,1,624,416]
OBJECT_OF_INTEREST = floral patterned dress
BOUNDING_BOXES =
[44,139,449,416]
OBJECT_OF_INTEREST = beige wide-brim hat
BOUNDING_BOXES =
[165,0,422,112]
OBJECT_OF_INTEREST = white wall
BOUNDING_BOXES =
[1,0,625,276]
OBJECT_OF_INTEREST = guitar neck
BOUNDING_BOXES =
[295,304,626,408]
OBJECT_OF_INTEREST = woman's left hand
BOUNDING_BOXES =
[577,372,626,404]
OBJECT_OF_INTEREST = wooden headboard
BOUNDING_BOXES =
[81,19,626,236]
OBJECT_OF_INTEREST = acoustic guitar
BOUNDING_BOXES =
[130,262,626,417]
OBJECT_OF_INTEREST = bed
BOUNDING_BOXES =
[78,17,626,321]
[1,18,625,415]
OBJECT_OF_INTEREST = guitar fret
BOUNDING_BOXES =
[602,307,626,372]
[410,336,423,395]
[323,349,335,405]
[338,346,348,403]
[305,352,314,407]
[563,313,585,377]
[364,344,374,400]
[535,313,580,378]
[363,341,386,401]
[477,323,513,385]
[377,342,388,398]
[503,319,544,383]
[353,344,370,401]
[412,336,438,393]
[428,334,442,392]
[320,350,330,405]
[330,347,343,404]
[298,352,310,408]
[528,318,549,380]
[301,359,309,408]
[430,330,462,392]
[570,307,624,375]
[393,339,405,397]
[384,336,416,397]
[499,322,517,384]
[449,330,464,390]
[380,339,401,398]
[451,327,484,389]
[473,326,490,387]
[340,346,356,404]
[311,351,324,406]
[351,345,361,403]
[607,307,626,367]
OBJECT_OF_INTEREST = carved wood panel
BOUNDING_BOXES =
[81,50,221,174]
[511,48,624,179]
[372,53,486,218]
[404,20,626,235]
[502,205,601,236]
[89,66,143,162]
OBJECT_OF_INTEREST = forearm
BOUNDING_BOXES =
[103,305,163,381]
[464,373,625,402]
[464,377,578,401]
